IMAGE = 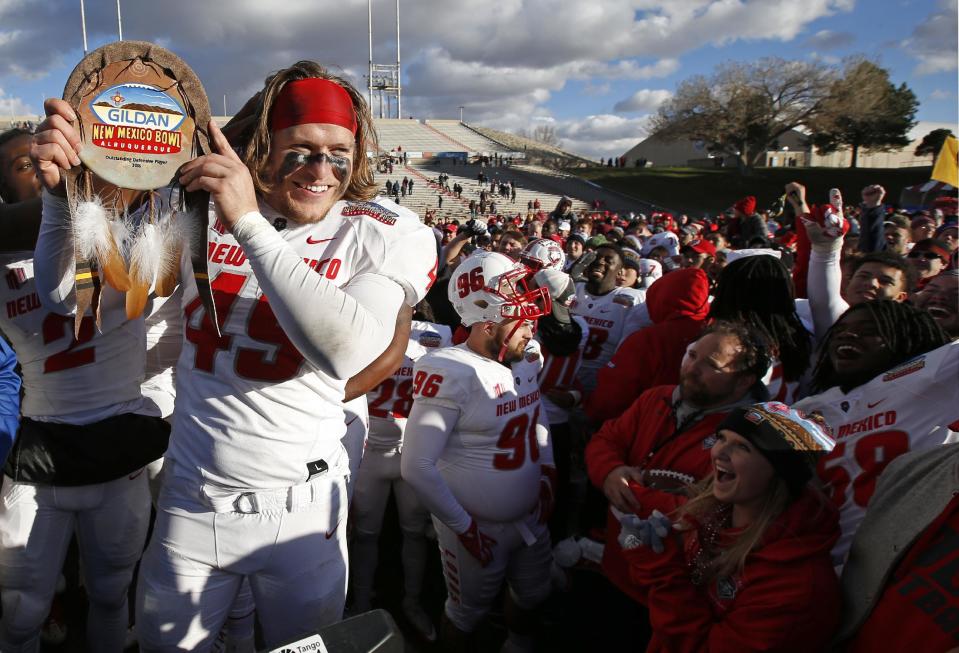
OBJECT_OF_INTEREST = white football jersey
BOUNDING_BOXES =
[570,283,647,394]
[0,252,146,423]
[411,341,546,522]
[536,315,589,425]
[166,196,437,490]
[794,341,959,564]
[366,320,452,448]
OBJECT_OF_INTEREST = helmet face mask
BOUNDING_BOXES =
[449,251,552,327]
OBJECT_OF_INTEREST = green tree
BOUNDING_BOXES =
[810,60,918,168]
[650,58,835,171]
[914,128,954,162]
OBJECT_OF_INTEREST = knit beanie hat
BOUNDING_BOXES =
[734,196,757,215]
[718,402,835,497]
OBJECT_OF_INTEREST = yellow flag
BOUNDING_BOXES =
[931,135,958,187]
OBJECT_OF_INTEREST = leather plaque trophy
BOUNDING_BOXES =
[61,40,219,335]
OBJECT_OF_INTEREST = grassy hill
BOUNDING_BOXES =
[575,166,936,215]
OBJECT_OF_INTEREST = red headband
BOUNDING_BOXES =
[270,78,358,134]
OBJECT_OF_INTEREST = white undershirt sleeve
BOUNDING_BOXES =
[807,241,848,341]
[232,211,404,380]
[35,190,79,314]
[536,405,554,467]
[401,401,472,533]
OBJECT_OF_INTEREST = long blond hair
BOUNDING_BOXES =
[676,473,792,584]
[241,61,379,202]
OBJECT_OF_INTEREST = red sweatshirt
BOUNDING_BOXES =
[586,268,709,424]
[626,485,841,653]
[585,384,746,602]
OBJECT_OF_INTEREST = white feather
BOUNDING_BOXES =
[72,198,113,262]
[156,212,190,280]
[129,222,162,286]
[110,216,131,256]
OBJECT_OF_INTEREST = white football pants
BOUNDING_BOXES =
[0,471,151,653]
[349,446,430,610]
[135,459,350,652]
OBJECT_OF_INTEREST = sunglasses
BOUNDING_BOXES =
[908,251,946,262]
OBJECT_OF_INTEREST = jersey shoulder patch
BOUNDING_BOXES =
[881,356,927,382]
[341,200,399,226]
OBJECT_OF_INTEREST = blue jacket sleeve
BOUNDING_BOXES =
[0,338,21,465]
[856,204,886,253]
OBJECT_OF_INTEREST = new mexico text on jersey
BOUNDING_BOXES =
[794,340,959,565]
[0,252,146,422]
[409,341,547,524]
[168,196,437,490]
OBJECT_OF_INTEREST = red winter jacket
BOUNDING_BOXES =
[586,269,710,424]
[585,384,754,602]
[625,485,841,653]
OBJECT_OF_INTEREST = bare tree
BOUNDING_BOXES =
[650,58,835,171]
[531,123,561,148]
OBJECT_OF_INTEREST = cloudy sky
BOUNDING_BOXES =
[1,0,956,159]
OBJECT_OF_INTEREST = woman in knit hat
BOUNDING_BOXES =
[618,401,841,653]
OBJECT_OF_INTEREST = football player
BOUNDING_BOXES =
[570,244,647,397]
[30,62,437,650]
[794,300,956,567]
[402,251,555,653]
[349,313,452,641]
[0,127,170,652]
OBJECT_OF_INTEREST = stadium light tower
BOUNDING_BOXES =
[366,0,402,119]
[80,0,89,53]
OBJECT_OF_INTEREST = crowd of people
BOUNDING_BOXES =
[0,56,956,653]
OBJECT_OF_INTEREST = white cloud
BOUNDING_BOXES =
[553,114,652,159]
[930,88,953,100]
[0,87,32,115]
[804,29,855,50]
[0,0,858,159]
[903,0,959,75]
[614,89,673,113]
[808,51,842,65]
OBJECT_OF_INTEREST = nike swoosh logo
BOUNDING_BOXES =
[307,236,336,244]
[867,399,886,408]
[325,518,341,539]
[345,416,359,427]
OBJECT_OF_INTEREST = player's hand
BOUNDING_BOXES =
[602,465,644,514]
[784,182,808,214]
[861,185,886,209]
[536,465,558,524]
[457,520,497,567]
[614,509,671,554]
[30,98,83,195]
[463,218,488,237]
[179,120,259,230]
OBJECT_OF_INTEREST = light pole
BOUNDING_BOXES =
[458,106,464,123]
[116,0,123,40]
[395,0,401,119]
[80,0,89,53]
